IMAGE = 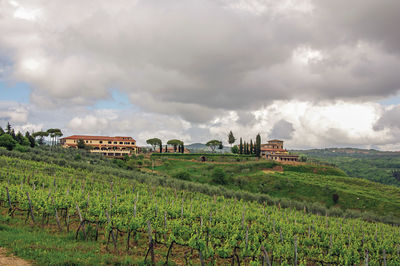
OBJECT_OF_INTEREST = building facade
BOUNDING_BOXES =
[261,140,299,162]
[60,135,137,158]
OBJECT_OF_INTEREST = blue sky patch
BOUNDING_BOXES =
[0,81,30,103]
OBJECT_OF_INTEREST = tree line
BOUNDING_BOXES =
[0,122,63,151]
[227,130,262,157]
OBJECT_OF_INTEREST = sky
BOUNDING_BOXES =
[0,0,400,150]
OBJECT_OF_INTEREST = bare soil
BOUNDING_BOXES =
[0,248,31,266]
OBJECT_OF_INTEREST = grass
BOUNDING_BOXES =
[0,214,142,265]
[152,159,400,219]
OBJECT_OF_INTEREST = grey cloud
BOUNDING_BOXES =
[269,119,294,140]
[1,0,400,125]
[374,106,400,131]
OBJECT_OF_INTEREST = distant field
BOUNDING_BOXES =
[295,148,400,186]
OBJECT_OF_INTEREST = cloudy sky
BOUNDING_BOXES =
[1,0,400,150]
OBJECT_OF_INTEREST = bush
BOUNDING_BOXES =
[212,168,229,185]
[14,144,29,152]
[0,134,17,151]
[332,193,339,204]
[173,170,191,181]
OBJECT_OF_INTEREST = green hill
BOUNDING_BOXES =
[294,148,400,186]
[152,158,400,220]
[0,149,399,264]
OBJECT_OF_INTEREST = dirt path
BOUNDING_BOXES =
[0,248,31,266]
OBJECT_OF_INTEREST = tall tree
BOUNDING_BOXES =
[77,139,86,149]
[206,140,222,152]
[0,134,17,150]
[250,139,253,155]
[25,131,36,148]
[255,133,261,158]
[47,129,62,146]
[167,139,183,153]
[33,131,49,145]
[228,131,236,147]
[239,138,243,154]
[218,142,223,151]
[54,130,63,145]
[0,126,4,136]
[180,143,185,153]
[6,122,11,134]
[146,138,162,152]
[159,140,163,153]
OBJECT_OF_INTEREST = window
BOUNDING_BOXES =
[99,141,103,144]
[119,142,123,144]
[108,141,112,144]
[85,140,88,143]
[114,141,117,144]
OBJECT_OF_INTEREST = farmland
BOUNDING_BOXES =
[0,149,400,264]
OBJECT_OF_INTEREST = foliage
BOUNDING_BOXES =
[77,139,86,149]
[231,145,239,154]
[228,130,236,146]
[173,170,192,181]
[32,131,49,145]
[206,139,222,152]
[0,134,17,150]
[255,133,261,158]
[167,139,183,152]
[146,138,162,151]
[211,167,229,185]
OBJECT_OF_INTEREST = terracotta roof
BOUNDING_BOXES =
[261,148,287,152]
[61,135,136,142]
[268,139,283,143]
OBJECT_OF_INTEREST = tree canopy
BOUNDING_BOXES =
[167,139,183,153]
[206,140,222,152]
[146,138,162,151]
[228,131,236,147]
[0,134,17,151]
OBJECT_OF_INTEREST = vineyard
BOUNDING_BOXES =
[1,155,400,265]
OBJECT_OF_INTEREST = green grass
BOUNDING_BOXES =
[152,159,400,219]
[0,215,141,265]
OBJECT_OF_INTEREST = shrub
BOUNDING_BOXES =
[14,144,29,152]
[0,134,17,151]
[332,193,339,204]
[173,170,191,181]
[212,168,229,185]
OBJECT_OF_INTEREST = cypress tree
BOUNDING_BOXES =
[250,139,253,155]
[256,133,261,158]
[239,138,243,154]
[6,122,11,134]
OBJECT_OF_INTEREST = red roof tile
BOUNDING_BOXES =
[61,135,136,142]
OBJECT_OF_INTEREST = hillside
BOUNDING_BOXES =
[294,148,400,186]
[151,157,400,221]
[0,150,399,264]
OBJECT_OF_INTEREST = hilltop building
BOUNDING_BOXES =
[60,135,137,158]
[261,140,299,162]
